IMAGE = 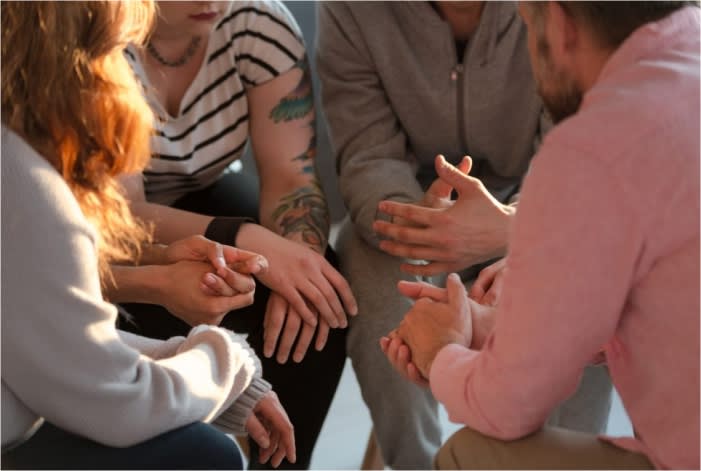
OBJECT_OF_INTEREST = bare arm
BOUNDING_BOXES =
[245,58,328,254]
[119,173,212,244]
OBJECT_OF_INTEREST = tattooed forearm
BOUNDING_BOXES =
[272,134,330,250]
[268,57,329,250]
[269,58,313,123]
[272,181,329,250]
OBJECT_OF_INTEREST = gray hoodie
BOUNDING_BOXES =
[317,1,548,247]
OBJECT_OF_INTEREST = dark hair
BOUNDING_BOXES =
[559,1,699,49]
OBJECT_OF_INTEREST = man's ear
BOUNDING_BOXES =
[547,2,579,56]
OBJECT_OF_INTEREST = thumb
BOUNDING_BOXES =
[446,272,468,312]
[436,155,475,197]
[427,154,454,200]
[208,242,227,270]
[457,155,473,174]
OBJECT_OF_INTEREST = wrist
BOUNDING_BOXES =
[106,265,167,304]
[486,203,516,260]
[234,222,259,251]
[140,243,169,265]
[471,306,496,350]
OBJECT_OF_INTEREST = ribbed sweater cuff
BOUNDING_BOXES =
[212,376,272,435]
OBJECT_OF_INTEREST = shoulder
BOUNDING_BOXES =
[217,0,303,44]
[1,127,93,244]
[215,1,306,84]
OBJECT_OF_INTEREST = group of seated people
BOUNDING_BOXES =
[1,0,698,470]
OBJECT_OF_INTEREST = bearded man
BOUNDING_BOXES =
[383,2,700,469]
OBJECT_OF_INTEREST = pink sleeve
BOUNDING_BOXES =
[428,136,643,439]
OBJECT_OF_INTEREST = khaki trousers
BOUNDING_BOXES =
[435,426,654,470]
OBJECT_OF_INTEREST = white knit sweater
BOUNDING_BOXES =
[1,127,270,452]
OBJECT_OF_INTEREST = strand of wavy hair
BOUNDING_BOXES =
[1,1,156,282]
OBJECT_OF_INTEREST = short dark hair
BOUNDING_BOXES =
[559,1,699,49]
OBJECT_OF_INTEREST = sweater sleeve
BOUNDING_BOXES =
[118,328,271,436]
[429,137,643,439]
[316,2,423,247]
[0,132,260,447]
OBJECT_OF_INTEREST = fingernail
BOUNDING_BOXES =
[293,353,303,363]
[204,273,217,285]
[217,256,226,268]
[260,437,270,449]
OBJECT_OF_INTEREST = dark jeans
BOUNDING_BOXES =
[119,172,347,470]
[2,421,242,470]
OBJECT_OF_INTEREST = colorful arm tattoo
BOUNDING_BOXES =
[269,59,329,250]
[269,58,314,123]
[272,135,329,250]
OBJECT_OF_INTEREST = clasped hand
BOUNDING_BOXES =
[381,271,499,388]
[381,273,472,384]
[159,235,268,326]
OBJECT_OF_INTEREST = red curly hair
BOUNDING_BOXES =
[2,1,156,278]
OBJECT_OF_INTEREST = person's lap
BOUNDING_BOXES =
[2,421,242,470]
[435,425,653,470]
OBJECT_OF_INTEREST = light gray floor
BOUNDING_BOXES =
[309,359,633,470]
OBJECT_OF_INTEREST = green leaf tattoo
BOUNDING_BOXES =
[272,134,329,248]
[273,182,329,247]
[269,58,314,123]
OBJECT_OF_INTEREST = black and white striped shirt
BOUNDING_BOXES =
[125,0,306,205]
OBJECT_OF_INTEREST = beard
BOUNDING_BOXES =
[533,34,583,124]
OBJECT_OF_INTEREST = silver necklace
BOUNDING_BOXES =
[147,36,202,67]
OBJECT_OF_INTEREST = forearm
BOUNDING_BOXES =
[259,174,330,254]
[484,202,517,261]
[130,200,213,244]
[138,243,169,265]
[317,4,423,247]
[105,265,166,304]
[249,58,330,254]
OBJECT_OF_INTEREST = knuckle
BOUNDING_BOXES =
[406,247,421,259]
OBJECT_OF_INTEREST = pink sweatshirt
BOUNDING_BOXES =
[430,7,700,470]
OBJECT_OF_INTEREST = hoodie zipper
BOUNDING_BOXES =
[450,39,468,154]
[452,64,467,153]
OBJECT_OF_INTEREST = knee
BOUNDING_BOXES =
[434,427,487,470]
[168,423,243,470]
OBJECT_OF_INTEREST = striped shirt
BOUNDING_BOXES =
[125,0,306,205]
